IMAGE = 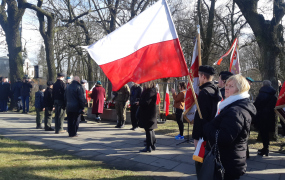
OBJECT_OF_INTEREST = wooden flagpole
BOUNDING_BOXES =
[197,25,202,66]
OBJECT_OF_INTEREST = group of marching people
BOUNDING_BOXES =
[169,65,282,180]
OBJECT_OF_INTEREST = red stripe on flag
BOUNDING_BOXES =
[165,92,170,116]
[99,39,188,91]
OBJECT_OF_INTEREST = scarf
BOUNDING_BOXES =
[215,91,250,117]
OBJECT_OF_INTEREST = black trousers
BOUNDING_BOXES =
[280,120,285,136]
[145,128,156,147]
[260,129,270,150]
[175,108,184,136]
[131,105,139,128]
[44,107,53,129]
[67,112,80,137]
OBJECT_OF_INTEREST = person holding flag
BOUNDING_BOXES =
[171,82,186,140]
[192,65,222,175]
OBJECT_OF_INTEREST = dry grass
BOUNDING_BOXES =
[0,137,152,180]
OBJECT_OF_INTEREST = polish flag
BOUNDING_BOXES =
[156,84,161,105]
[184,39,200,123]
[229,40,240,74]
[213,38,238,66]
[164,84,170,117]
[84,0,188,91]
[275,84,285,124]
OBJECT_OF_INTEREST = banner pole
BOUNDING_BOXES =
[188,75,203,119]
[197,25,202,66]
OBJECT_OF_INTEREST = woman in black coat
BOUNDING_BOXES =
[137,82,157,152]
[204,75,256,180]
[253,80,277,156]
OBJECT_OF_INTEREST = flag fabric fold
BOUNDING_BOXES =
[184,39,200,123]
[229,39,240,74]
[84,0,188,91]
[213,38,238,66]
[164,84,170,117]
[156,84,161,105]
[275,84,285,123]
[193,138,207,163]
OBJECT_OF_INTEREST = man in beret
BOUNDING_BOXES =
[35,85,46,129]
[52,73,66,134]
[44,81,54,131]
[218,71,233,99]
[192,65,222,175]
[66,77,72,89]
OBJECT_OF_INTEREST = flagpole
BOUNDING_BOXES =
[197,25,202,66]
[187,75,203,119]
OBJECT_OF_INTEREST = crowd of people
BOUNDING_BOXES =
[0,65,284,180]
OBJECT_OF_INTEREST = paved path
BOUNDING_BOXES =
[0,112,284,180]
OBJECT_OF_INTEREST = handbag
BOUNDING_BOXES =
[197,130,225,180]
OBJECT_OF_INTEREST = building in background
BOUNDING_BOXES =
[0,56,9,77]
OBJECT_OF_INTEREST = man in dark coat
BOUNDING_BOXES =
[52,73,66,134]
[21,77,33,113]
[218,71,233,99]
[192,65,222,174]
[43,81,54,131]
[12,78,23,112]
[65,76,85,137]
[254,80,277,155]
[130,83,142,130]
[0,77,11,112]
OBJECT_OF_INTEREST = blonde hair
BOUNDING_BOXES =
[226,74,250,94]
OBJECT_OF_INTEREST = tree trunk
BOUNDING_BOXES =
[6,27,24,83]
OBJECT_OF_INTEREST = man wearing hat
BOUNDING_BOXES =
[66,77,72,89]
[44,81,54,131]
[52,73,66,134]
[11,78,23,112]
[35,85,46,129]
[218,71,233,99]
[21,77,33,113]
[192,65,222,175]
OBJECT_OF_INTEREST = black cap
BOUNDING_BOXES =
[47,81,54,86]
[57,73,65,77]
[198,65,216,75]
[219,71,233,81]
[39,85,46,90]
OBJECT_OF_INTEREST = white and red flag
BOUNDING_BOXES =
[213,37,240,74]
[184,39,200,123]
[275,84,285,123]
[164,84,170,117]
[156,84,161,105]
[83,0,188,91]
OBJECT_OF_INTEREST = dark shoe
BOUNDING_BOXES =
[151,145,156,151]
[258,149,269,156]
[36,125,43,129]
[115,124,121,128]
[80,120,87,123]
[130,127,138,130]
[45,128,54,131]
[22,111,25,114]
[139,146,151,153]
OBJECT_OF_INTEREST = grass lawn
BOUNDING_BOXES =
[0,137,152,180]
[155,120,285,153]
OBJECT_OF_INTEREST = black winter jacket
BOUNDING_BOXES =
[35,91,44,110]
[43,87,53,109]
[21,81,33,97]
[192,81,222,140]
[0,82,11,100]
[138,88,157,130]
[253,86,277,132]
[12,81,23,98]
[204,98,256,178]
[220,87,225,100]
[53,79,66,102]
[65,80,85,113]
[130,85,142,105]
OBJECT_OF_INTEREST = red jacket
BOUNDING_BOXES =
[91,85,105,114]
